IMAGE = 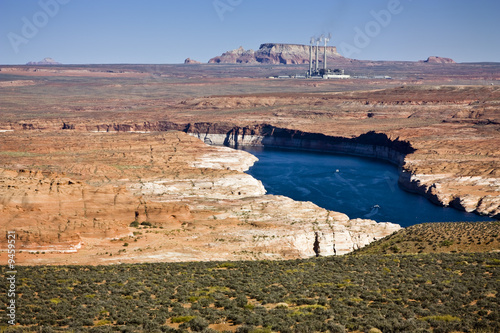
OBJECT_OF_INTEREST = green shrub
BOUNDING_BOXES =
[219,262,236,268]
[171,315,195,323]
[95,319,111,326]
[187,316,209,331]
[420,314,461,322]
[325,322,346,333]
[390,245,400,253]
[440,240,454,247]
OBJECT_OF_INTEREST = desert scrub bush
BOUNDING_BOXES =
[183,316,209,331]
[324,322,346,333]
[170,315,195,323]
[439,239,454,247]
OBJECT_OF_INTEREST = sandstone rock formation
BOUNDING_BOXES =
[2,84,499,221]
[421,56,456,64]
[0,131,399,265]
[208,43,343,65]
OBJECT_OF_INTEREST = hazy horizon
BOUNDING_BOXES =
[1,0,500,65]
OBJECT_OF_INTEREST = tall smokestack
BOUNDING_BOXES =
[309,37,314,76]
[315,37,321,73]
[323,44,327,73]
[323,33,331,73]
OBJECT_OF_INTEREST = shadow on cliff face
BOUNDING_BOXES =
[65,120,414,161]
[355,131,416,155]
[177,122,416,161]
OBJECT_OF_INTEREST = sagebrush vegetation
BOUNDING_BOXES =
[1,252,499,333]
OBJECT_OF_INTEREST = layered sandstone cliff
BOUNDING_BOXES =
[3,90,498,221]
[5,115,496,220]
[0,131,399,264]
[208,43,343,65]
[184,122,500,219]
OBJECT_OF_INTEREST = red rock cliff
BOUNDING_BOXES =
[209,43,343,65]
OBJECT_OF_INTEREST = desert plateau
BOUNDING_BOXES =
[4,0,500,330]
[1,57,500,265]
[1,37,500,331]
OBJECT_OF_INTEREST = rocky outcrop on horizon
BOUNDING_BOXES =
[208,43,344,65]
[421,56,456,64]
[26,57,61,65]
[184,58,202,64]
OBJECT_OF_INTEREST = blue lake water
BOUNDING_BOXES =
[242,146,494,227]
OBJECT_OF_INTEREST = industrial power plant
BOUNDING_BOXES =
[307,34,350,79]
[269,35,351,80]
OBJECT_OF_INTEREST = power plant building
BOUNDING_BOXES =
[307,34,350,79]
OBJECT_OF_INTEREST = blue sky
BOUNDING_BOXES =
[1,0,499,64]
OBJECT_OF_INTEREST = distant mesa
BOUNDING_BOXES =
[208,43,344,65]
[421,56,456,64]
[184,58,202,64]
[26,57,61,65]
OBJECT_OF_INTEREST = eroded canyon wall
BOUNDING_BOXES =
[181,122,499,219]
[0,131,400,264]
[3,119,498,219]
